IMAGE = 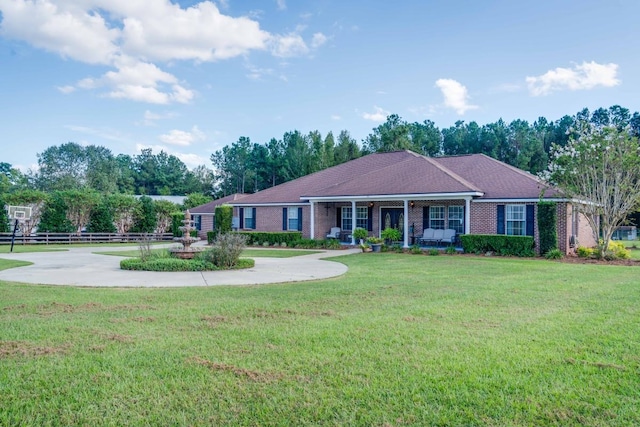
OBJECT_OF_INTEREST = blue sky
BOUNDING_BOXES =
[1,0,639,172]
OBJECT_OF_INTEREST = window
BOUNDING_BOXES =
[341,207,368,230]
[356,207,368,229]
[506,205,525,236]
[341,208,352,231]
[244,208,255,229]
[430,206,445,229]
[288,207,299,230]
[448,206,464,234]
[194,215,202,231]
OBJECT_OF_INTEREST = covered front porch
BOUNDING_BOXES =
[307,193,479,248]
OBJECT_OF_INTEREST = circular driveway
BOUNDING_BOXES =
[0,245,359,288]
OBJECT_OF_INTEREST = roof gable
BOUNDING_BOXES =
[233,151,559,205]
[189,193,248,213]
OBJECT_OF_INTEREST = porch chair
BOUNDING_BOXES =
[440,229,456,245]
[326,227,341,239]
[419,228,435,245]
[432,229,445,245]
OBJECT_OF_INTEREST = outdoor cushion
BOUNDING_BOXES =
[432,229,445,242]
[441,229,456,244]
[420,228,435,242]
[326,227,341,239]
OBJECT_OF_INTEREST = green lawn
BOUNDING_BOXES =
[0,241,169,254]
[0,258,32,271]
[95,248,321,258]
[1,253,639,426]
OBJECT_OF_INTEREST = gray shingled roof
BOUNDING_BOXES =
[189,193,247,214]
[232,151,560,205]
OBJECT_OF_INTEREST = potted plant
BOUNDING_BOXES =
[359,242,371,252]
[353,227,368,245]
[367,237,384,252]
[381,227,401,245]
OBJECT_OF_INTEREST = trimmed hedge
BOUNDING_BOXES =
[207,230,217,244]
[120,257,254,272]
[239,231,302,245]
[460,234,535,257]
[537,202,557,255]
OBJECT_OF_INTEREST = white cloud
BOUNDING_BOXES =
[57,85,76,94]
[435,78,478,115]
[0,0,323,103]
[270,33,309,57]
[142,110,178,126]
[526,61,620,96]
[362,106,389,122]
[331,114,341,120]
[311,32,328,48]
[276,0,287,10]
[159,126,205,146]
[65,125,128,142]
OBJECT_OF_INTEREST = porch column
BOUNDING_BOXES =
[310,201,315,239]
[465,197,471,235]
[351,200,356,245]
[403,199,409,248]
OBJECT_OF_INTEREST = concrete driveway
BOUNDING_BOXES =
[0,245,360,288]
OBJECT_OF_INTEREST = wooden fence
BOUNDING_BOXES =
[0,232,174,245]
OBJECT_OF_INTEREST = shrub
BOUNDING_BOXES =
[240,231,302,246]
[428,249,440,256]
[200,233,247,268]
[445,246,457,255]
[132,196,156,233]
[215,205,233,234]
[87,197,116,233]
[544,248,564,260]
[537,202,558,255]
[171,212,185,236]
[576,246,593,258]
[391,244,403,253]
[0,196,10,233]
[460,234,535,257]
[594,240,630,260]
[352,227,368,241]
[381,227,401,243]
[410,245,422,254]
[207,230,217,244]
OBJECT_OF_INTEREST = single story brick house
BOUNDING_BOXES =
[192,150,596,254]
[189,193,247,239]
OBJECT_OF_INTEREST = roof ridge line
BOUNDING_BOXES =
[411,151,484,193]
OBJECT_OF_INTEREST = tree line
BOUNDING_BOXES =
[2,105,639,201]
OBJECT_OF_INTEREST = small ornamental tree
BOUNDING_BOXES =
[132,196,157,233]
[87,196,117,233]
[544,125,640,257]
[110,194,138,234]
[38,192,74,233]
[57,189,101,234]
[0,196,9,232]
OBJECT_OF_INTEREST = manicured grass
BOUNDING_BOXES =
[0,258,32,271]
[240,249,321,258]
[1,254,639,425]
[96,248,321,258]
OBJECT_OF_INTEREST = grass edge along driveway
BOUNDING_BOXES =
[1,253,639,426]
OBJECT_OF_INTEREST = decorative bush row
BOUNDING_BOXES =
[238,231,302,245]
[120,257,254,272]
[460,234,535,257]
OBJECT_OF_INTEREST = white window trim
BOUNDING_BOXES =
[506,204,526,236]
[430,205,445,229]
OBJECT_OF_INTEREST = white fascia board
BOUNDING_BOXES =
[231,202,310,207]
[472,198,570,203]
[304,192,483,202]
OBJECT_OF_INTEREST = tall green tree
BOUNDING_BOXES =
[38,192,74,233]
[546,125,640,257]
[132,196,157,233]
[87,196,117,233]
[363,114,411,153]
[57,189,101,234]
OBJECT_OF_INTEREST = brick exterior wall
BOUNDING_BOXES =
[196,214,214,239]
[241,200,585,255]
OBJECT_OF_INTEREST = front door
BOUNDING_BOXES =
[380,208,404,240]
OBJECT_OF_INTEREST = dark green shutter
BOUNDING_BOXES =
[252,207,256,229]
[423,206,430,230]
[526,205,535,236]
[367,206,373,231]
[297,207,303,231]
[282,208,287,230]
[497,205,505,234]
[336,207,341,228]
[239,207,244,229]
